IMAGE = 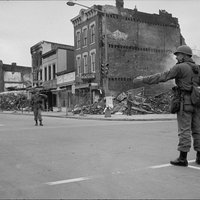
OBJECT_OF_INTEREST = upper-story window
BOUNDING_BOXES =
[76,29,81,49]
[52,64,56,79]
[90,22,95,44]
[40,69,42,80]
[48,65,51,80]
[76,55,81,76]
[90,49,96,72]
[82,26,88,47]
[44,67,47,81]
[82,52,88,74]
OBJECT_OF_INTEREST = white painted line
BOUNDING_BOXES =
[46,176,93,186]
[46,160,200,186]
[188,159,196,163]
[188,165,200,170]
[150,163,171,169]
[149,159,196,169]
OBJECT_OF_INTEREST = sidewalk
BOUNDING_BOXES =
[0,107,177,121]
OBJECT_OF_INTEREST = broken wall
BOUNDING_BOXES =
[105,7,182,96]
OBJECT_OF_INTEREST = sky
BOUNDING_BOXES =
[0,0,200,66]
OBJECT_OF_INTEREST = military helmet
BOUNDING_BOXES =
[174,45,192,56]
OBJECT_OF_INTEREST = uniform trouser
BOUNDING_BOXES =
[33,108,42,121]
[177,105,200,152]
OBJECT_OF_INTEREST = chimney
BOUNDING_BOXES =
[116,0,124,9]
[12,62,17,67]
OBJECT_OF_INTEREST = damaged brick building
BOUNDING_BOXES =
[0,60,32,92]
[70,0,186,101]
[106,4,185,96]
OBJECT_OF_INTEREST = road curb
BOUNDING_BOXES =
[65,116,176,121]
[0,112,176,121]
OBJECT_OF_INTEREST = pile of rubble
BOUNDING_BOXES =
[0,88,172,115]
[73,88,172,115]
[0,91,30,111]
[73,100,105,115]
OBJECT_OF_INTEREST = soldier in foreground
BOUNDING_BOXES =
[133,45,200,167]
[31,90,47,126]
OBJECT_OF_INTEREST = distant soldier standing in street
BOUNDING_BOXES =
[31,90,47,126]
[133,45,200,167]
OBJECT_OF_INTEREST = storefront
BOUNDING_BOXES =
[53,72,75,111]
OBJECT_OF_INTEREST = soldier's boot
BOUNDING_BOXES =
[39,120,43,126]
[170,151,188,167]
[196,151,200,165]
[35,120,38,126]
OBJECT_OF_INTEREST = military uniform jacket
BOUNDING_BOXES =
[31,94,43,109]
[142,58,200,104]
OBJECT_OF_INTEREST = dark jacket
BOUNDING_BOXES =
[31,94,46,110]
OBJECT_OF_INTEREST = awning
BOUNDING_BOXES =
[51,88,67,93]
[75,82,99,89]
[57,81,74,88]
[75,83,90,89]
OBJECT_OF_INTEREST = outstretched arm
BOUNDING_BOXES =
[133,65,179,87]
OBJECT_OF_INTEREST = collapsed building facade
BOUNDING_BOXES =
[70,0,185,101]
[0,60,32,92]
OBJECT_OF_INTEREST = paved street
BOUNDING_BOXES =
[0,114,200,199]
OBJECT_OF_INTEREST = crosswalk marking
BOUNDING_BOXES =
[46,176,93,186]
[188,165,200,170]
[45,160,200,187]
[149,160,200,169]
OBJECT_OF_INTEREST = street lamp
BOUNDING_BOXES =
[67,0,111,117]
[67,1,96,10]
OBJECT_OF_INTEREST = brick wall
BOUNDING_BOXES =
[0,62,31,92]
[105,9,181,96]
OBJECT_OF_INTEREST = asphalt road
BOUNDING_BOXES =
[0,114,199,199]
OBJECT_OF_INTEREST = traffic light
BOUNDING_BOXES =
[101,63,109,78]
[101,64,105,77]
[104,63,109,75]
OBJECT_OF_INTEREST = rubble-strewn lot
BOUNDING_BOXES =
[0,91,30,111]
[0,88,172,115]
[73,88,172,115]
